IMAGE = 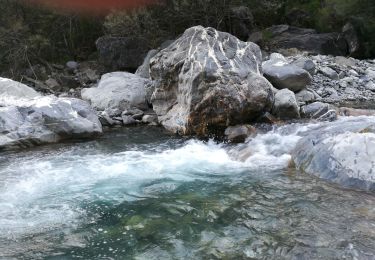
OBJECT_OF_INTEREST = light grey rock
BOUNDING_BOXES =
[81,72,152,111]
[0,94,102,150]
[334,56,356,67]
[365,81,375,92]
[292,117,375,191]
[142,114,158,124]
[66,61,79,70]
[272,89,300,119]
[300,102,337,121]
[0,77,40,99]
[319,67,339,80]
[150,26,274,136]
[263,54,312,92]
[136,49,158,79]
[292,57,316,75]
[256,25,348,56]
[365,68,375,79]
[224,125,256,143]
[295,89,319,103]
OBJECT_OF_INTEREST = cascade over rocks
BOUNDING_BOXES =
[292,117,375,191]
[0,78,102,150]
[149,26,274,136]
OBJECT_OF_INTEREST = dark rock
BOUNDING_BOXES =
[96,36,149,71]
[229,6,254,41]
[263,53,312,92]
[257,25,348,56]
[341,22,363,58]
[122,115,137,125]
[122,108,144,120]
[319,67,339,80]
[150,26,274,136]
[225,125,256,143]
[285,8,312,27]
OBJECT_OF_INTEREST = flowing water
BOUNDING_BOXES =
[0,121,374,259]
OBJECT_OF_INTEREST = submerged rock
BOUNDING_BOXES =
[0,79,102,150]
[225,125,256,143]
[292,117,375,191]
[150,26,274,136]
[81,72,152,111]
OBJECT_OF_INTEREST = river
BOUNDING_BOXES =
[0,121,374,259]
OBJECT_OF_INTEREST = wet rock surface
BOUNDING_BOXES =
[292,117,375,191]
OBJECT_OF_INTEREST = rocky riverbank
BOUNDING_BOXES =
[1,25,374,190]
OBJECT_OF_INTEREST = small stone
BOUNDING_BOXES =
[319,67,339,80]
[66,61,79,70]
[142,114,158,124]
[122,108,144,120]
[45,78,61,92]
[292,57,316,75]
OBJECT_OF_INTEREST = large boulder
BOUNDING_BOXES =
[252,25,348,56]
[149,26,274,136]
[292,117,375,191]
[262,53,312,92]
[0,78,102,150]
[81,72,153,111]
[96,36,149,71]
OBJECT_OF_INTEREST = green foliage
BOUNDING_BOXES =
[0,0,103,77]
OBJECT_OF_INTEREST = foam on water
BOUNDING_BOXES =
[0,140,246,238]
[1,116,373,243]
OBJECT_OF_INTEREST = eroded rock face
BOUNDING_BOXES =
[292,117,375,191]
[81,72,153,111]
[150,26,274,136]
[0,81,102,150]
